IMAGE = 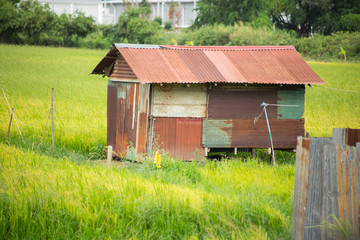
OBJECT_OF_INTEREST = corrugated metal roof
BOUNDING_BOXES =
[92,44,325,85]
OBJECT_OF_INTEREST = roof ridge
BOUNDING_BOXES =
[113,43,295,51]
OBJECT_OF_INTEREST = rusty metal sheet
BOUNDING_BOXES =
[107,84,117,149]
[208,85,278,119]
[202,118,304,148]
[153,117,203,160]
[292,137,310,240]
[110,54,137,80]
[136,84,150,153]
[152,84,207,118]
[161,45,296,50]
[204,51,247,83]
[92,44,325,85]
[250,50,297,84]
[271,50,322,85]
[112,82,140,158]
[177,50,226,83]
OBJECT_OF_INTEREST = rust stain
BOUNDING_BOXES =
[153,117,203,160]
[346,128,360,147]
[337,145,344,221]
[353,149,360,236]
[342,146,350,221]
[107,85,117,149]
[137,112,148,153]
[224,119,304,148]
[208,86,278,119]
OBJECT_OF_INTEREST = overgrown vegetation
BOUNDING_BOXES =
[0,40,359,239]
[0,143,295,239]
[1,0,359,61]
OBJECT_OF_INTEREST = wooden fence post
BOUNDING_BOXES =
[107,146,113,165]
[51,88,54,148]
[7,108,14,137]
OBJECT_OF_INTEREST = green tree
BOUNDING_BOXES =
[111,5,160,43]
[0,0,19,43]
[17,0,56,44]
[269,0,360,36]
[193,0,268,27]
[49,11,96,47]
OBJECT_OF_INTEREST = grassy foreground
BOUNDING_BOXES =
[0,143,294,239]
[0,44,359,239]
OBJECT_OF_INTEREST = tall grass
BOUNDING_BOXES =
[0,45,107,156]
[0,43,358,239]
[305,62,360,137]
[0,143,294,239]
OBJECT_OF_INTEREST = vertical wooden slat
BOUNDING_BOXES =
[356,143,360,237]
[115,83,127,157]
[107,85,117,149]
[341,145,350,222]
[347,146,358,240]
[293,132,360,239]
[345,146,355,235]
[126,83,136,149]
[304,138,332,240]
[337,144,344,221]
[322,144,336,240]
[292,137,310,240]
[136,84,150,154]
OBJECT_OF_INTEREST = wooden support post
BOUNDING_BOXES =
[251,148,256,159]
[51,88,54,148]
[204,147,208,157]
[7,108,14,137]
[234,147,237,155]
[107,146,112,165]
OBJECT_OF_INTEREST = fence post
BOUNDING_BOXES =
[51,88,54,148]
[107,146,113,165]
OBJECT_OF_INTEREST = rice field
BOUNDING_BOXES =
[0,44,359,239]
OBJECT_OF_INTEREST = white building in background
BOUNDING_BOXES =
[37,0,198,27]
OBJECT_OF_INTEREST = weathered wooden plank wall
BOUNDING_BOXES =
[151,84,207,118]
[292,129,360,240]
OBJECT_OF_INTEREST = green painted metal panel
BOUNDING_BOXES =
[277,88,305,119]
[202,119,232,147]
[108,80,129,99]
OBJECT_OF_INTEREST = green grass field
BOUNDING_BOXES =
[0,44,359,239]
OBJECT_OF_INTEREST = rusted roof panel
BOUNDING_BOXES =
[92,44,325,85]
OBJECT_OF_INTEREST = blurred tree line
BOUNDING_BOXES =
[194,0,360,36]
[0,0,359,61]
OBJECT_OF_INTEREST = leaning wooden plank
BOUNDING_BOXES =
[337,144,345,222]
[344,145,355,238]
[304,138,332,240]
[292,137,310,240]
[356,143,360,237]
[340,145,350,223]
[322,144,336,240]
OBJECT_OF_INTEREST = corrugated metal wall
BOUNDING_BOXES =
[204,85,305,149]
[208,85,278,119]
[108,81,306,160]
[151,117,203,160]
[107,80,149,158]
[203,119,305,148]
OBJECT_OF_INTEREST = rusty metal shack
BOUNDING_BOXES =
[92,44,325,160]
